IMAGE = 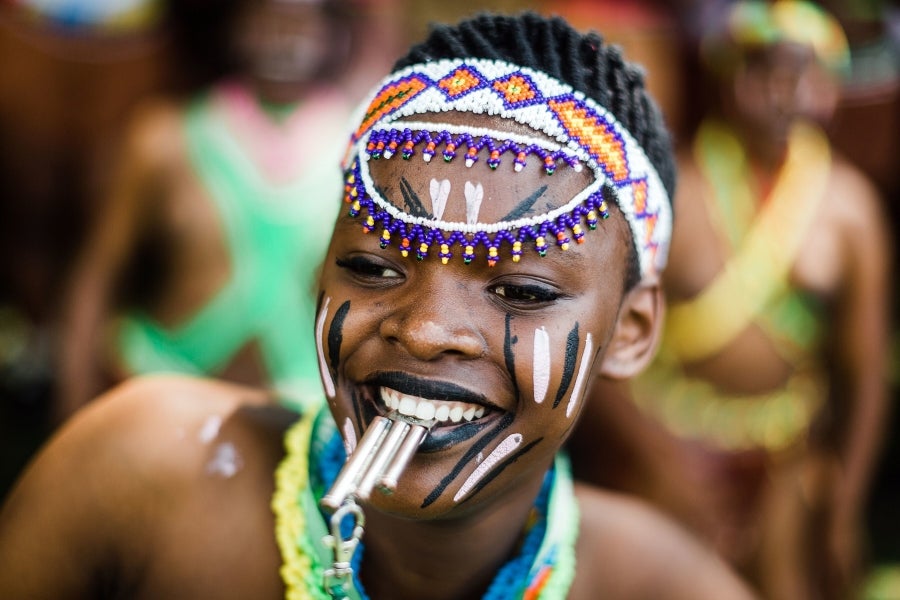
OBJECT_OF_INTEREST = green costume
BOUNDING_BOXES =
[116,86,346,411]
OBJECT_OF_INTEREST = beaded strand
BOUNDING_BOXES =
[344,158,608,266]
[341,58,672,277]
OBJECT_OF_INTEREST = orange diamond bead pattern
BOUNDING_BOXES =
[548,99,629,182]
[632,179,648,214]
[354,76,428,141]
[438,68,483,97]
[493,74,536,105]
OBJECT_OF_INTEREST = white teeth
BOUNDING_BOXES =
[378,387,487,424]
[415,402,436,420]
[379,388,398,410]
[398,396,417,417]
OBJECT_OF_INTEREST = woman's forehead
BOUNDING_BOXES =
[367,122,594,226]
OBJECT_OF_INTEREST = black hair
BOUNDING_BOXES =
[393,12,676,289]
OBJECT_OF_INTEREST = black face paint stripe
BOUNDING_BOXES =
[456,437,543,506]
[328,300,350,375]
[420,412,515,508]
[553,322,580,409]
[351,387,366,436]
[500,185,547,221]
[504,313,520,402]
[397,177,431,218]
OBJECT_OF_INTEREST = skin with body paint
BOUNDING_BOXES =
[316,110,634,523]
[0,46,757,600]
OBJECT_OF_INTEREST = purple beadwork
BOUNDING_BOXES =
[344,158,609,266]
[365,128,582,175]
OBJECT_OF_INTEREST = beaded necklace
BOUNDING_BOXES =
[272,409,580,600]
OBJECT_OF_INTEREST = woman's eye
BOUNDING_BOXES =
[336,256,402,279]
[490,283,560,304]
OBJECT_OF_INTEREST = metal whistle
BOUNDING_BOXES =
[320,412,435,512]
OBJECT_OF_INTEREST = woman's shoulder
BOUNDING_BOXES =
[74,374,276,442]
[0,375,299,597]
[572,482,757,600]
[17,374,292,510]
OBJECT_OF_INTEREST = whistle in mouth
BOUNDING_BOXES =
[320,412,435,512]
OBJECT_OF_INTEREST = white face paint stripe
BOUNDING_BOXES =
[533,327,550,404]
[453,433,523,502]
[464,181,484,225]
[342,417,357,456]
[566,332,594,418]
[315,296,336,399]
[430,178,450,220]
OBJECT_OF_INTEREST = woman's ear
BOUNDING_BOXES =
[598,277,664,380]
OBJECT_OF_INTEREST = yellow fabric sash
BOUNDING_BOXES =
[663,121,831,362]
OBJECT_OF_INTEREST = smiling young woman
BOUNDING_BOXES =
[0,12,757,600]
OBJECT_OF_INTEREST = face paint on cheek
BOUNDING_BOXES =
[566,332,594,418]
[454,433,522,501]
[328,300,351,374]
[315,296,336,398]
[553,323,580,409]
[420,412,514,508]
[350,387,367,438]
[504,313,521,400]
[342,416,357,455]
[453,437,544,501]
[453,435,543,503]
[533,326,551,404]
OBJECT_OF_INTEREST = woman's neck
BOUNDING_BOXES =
[359,473,546,600]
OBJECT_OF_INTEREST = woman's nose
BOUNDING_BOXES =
[379,289,486,361]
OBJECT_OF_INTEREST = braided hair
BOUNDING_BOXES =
[394,12,676,288]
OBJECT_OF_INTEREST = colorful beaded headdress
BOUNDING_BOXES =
[341,58,672,278]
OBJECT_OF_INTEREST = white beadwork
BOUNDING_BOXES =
[346,58,673,278]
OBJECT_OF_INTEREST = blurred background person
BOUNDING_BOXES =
[0,0,178,499]
[569,2,893,599]
[55,0,357,422]
[1,0,899,590]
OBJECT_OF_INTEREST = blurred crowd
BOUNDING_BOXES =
[1,0,899,597]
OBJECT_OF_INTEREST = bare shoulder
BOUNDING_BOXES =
[827,155,887,236]
[63,374,274,455]
[2,373,283,525]
[570,483,757,600]
[0,374,295,598]
[61,374,296,495]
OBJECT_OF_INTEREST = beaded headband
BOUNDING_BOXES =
[342,58,672,278]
